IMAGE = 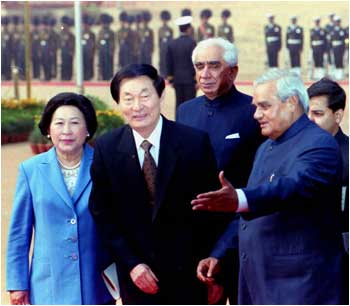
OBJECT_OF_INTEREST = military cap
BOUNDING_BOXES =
[160,10,171,21]
[181,8,192,16]
[31,16,40,26]
[127,15,135,24]
[175,16,192,26]
[12,15,20,25]
[328,13,335,18]
[49,17,57,26]
[221,9,231,18]
[41,15,50,26]
[333,15,341,22]
[1,16,10,25]
[100,13,113,24]
[290,15,297,20]
[200,9,212,19]
[61,15,71,25]
[266,13,274,18]
[142,11,152,22]
[313,16,321,22]
[119,11,128,22]
[135,13,143,23]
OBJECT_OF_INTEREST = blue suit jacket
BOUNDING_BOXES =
[6,145,111,305]
[217,115,345,304]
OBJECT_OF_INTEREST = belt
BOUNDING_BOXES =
[311,40,324,46]
[266,36,280,43]
[287,39,302,44]
[332,40,344,46]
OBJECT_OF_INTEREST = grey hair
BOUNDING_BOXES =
[254,69,309,112]
[191,37,238,67]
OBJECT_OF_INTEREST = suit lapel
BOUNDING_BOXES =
[72,145,93,205]
[152,118,180,221]
[39,147,73,208]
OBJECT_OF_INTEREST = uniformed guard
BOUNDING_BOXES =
[12,15,26,80]
[218,9,234,42]
[117,11,130,69]
[82,15,96,80]
[49,17,59,79]
[344,25,349,77]
[1,16,12,80]
[167,16,197,110]
[138,11,154,65]
[286,16,303,75]
[264,14,282,68]
[330,16,346,80]
[40,16,52,81]
[97,13,115,80]
[31,16,41,79]
[126,14,139,65]
[135,13,143,63]
[325,13,335,71]
[310,17,327,79]
[60,16,75,80]
[158,10,173,77]
[181,8,195,40]
[197,9,215,41]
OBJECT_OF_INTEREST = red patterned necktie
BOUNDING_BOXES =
[141,140,157,205]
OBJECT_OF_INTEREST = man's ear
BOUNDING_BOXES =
[334,109,344,124]
[159,89,166,104]
[287,95,299,111]
[230,66,239,82]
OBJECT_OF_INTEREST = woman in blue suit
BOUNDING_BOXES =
[6,93,112,305]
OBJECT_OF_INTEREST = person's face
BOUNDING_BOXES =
[49,105,88,156]
[194,46,238,100]
[253,82,296,140]
[308,95,341,135]
[119,76,163,138]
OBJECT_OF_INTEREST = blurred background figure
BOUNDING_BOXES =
[12,15,26,80]
[181,8,195,40]
[158,10,173,78]
[325,13,335,75]
[166,16,197,111]
[117,11,130,69]
[97,13,115,80]
[310,17,327,80]
[197,9,215,41]
[139,11,154,65]
[31,16,41,79]
[1,16,12,80]
[60,16,75,81]
[264,14,282,69]
[218,9,234,42]
[82,14,96,81]
[39,16,52,81]
[48,17,59,79]
[286,16,303,76]
[329,15,346,80]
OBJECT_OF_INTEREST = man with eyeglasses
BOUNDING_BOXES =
[177,37,265,304]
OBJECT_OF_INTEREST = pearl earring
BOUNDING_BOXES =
[47,134,51,139]
[87,133,90,137]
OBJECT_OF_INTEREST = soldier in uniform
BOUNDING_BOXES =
[60,16,75,80]
[135,13,143,63]
[12,16,26,80]
[117,11,130,69]
[181,8,195,40]
[167,16,197,110]
[264,14,282,68]
[197,9,215,41]
[126,14,139,65]
[139,11,154,65]
[39,16,52,81]
[310,17,327,79]
[329,16,346,80]
[286,16,303,75]
[31,16,41,79]
[97,13,115,80]
[49,17,59,79]
[158,10,173,77]
[1,16,12,80]
[325,13,335,73]
[218,9,234,42]
[82,15,96,80]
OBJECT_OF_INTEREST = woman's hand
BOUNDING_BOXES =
[9,290,30,305]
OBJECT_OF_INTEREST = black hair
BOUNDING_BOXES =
[38,92,97,140]
[110,64,165,103]
[307,78,346,112]
[179,23,191,33]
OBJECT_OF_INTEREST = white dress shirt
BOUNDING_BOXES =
[132,116,163,168]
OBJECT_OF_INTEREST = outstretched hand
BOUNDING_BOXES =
[192,171,238,212]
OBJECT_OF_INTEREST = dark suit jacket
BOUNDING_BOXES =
[166,34,196,85]
[237,115,345,304]
[89,117,221,304]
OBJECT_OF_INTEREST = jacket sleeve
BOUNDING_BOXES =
[89,140,142,272]
[6,163,34,291]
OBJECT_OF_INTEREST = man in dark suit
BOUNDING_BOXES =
[195,69,345,304]
[89,64,223,305]
[166,16,196,111]
[177,37,265,304]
